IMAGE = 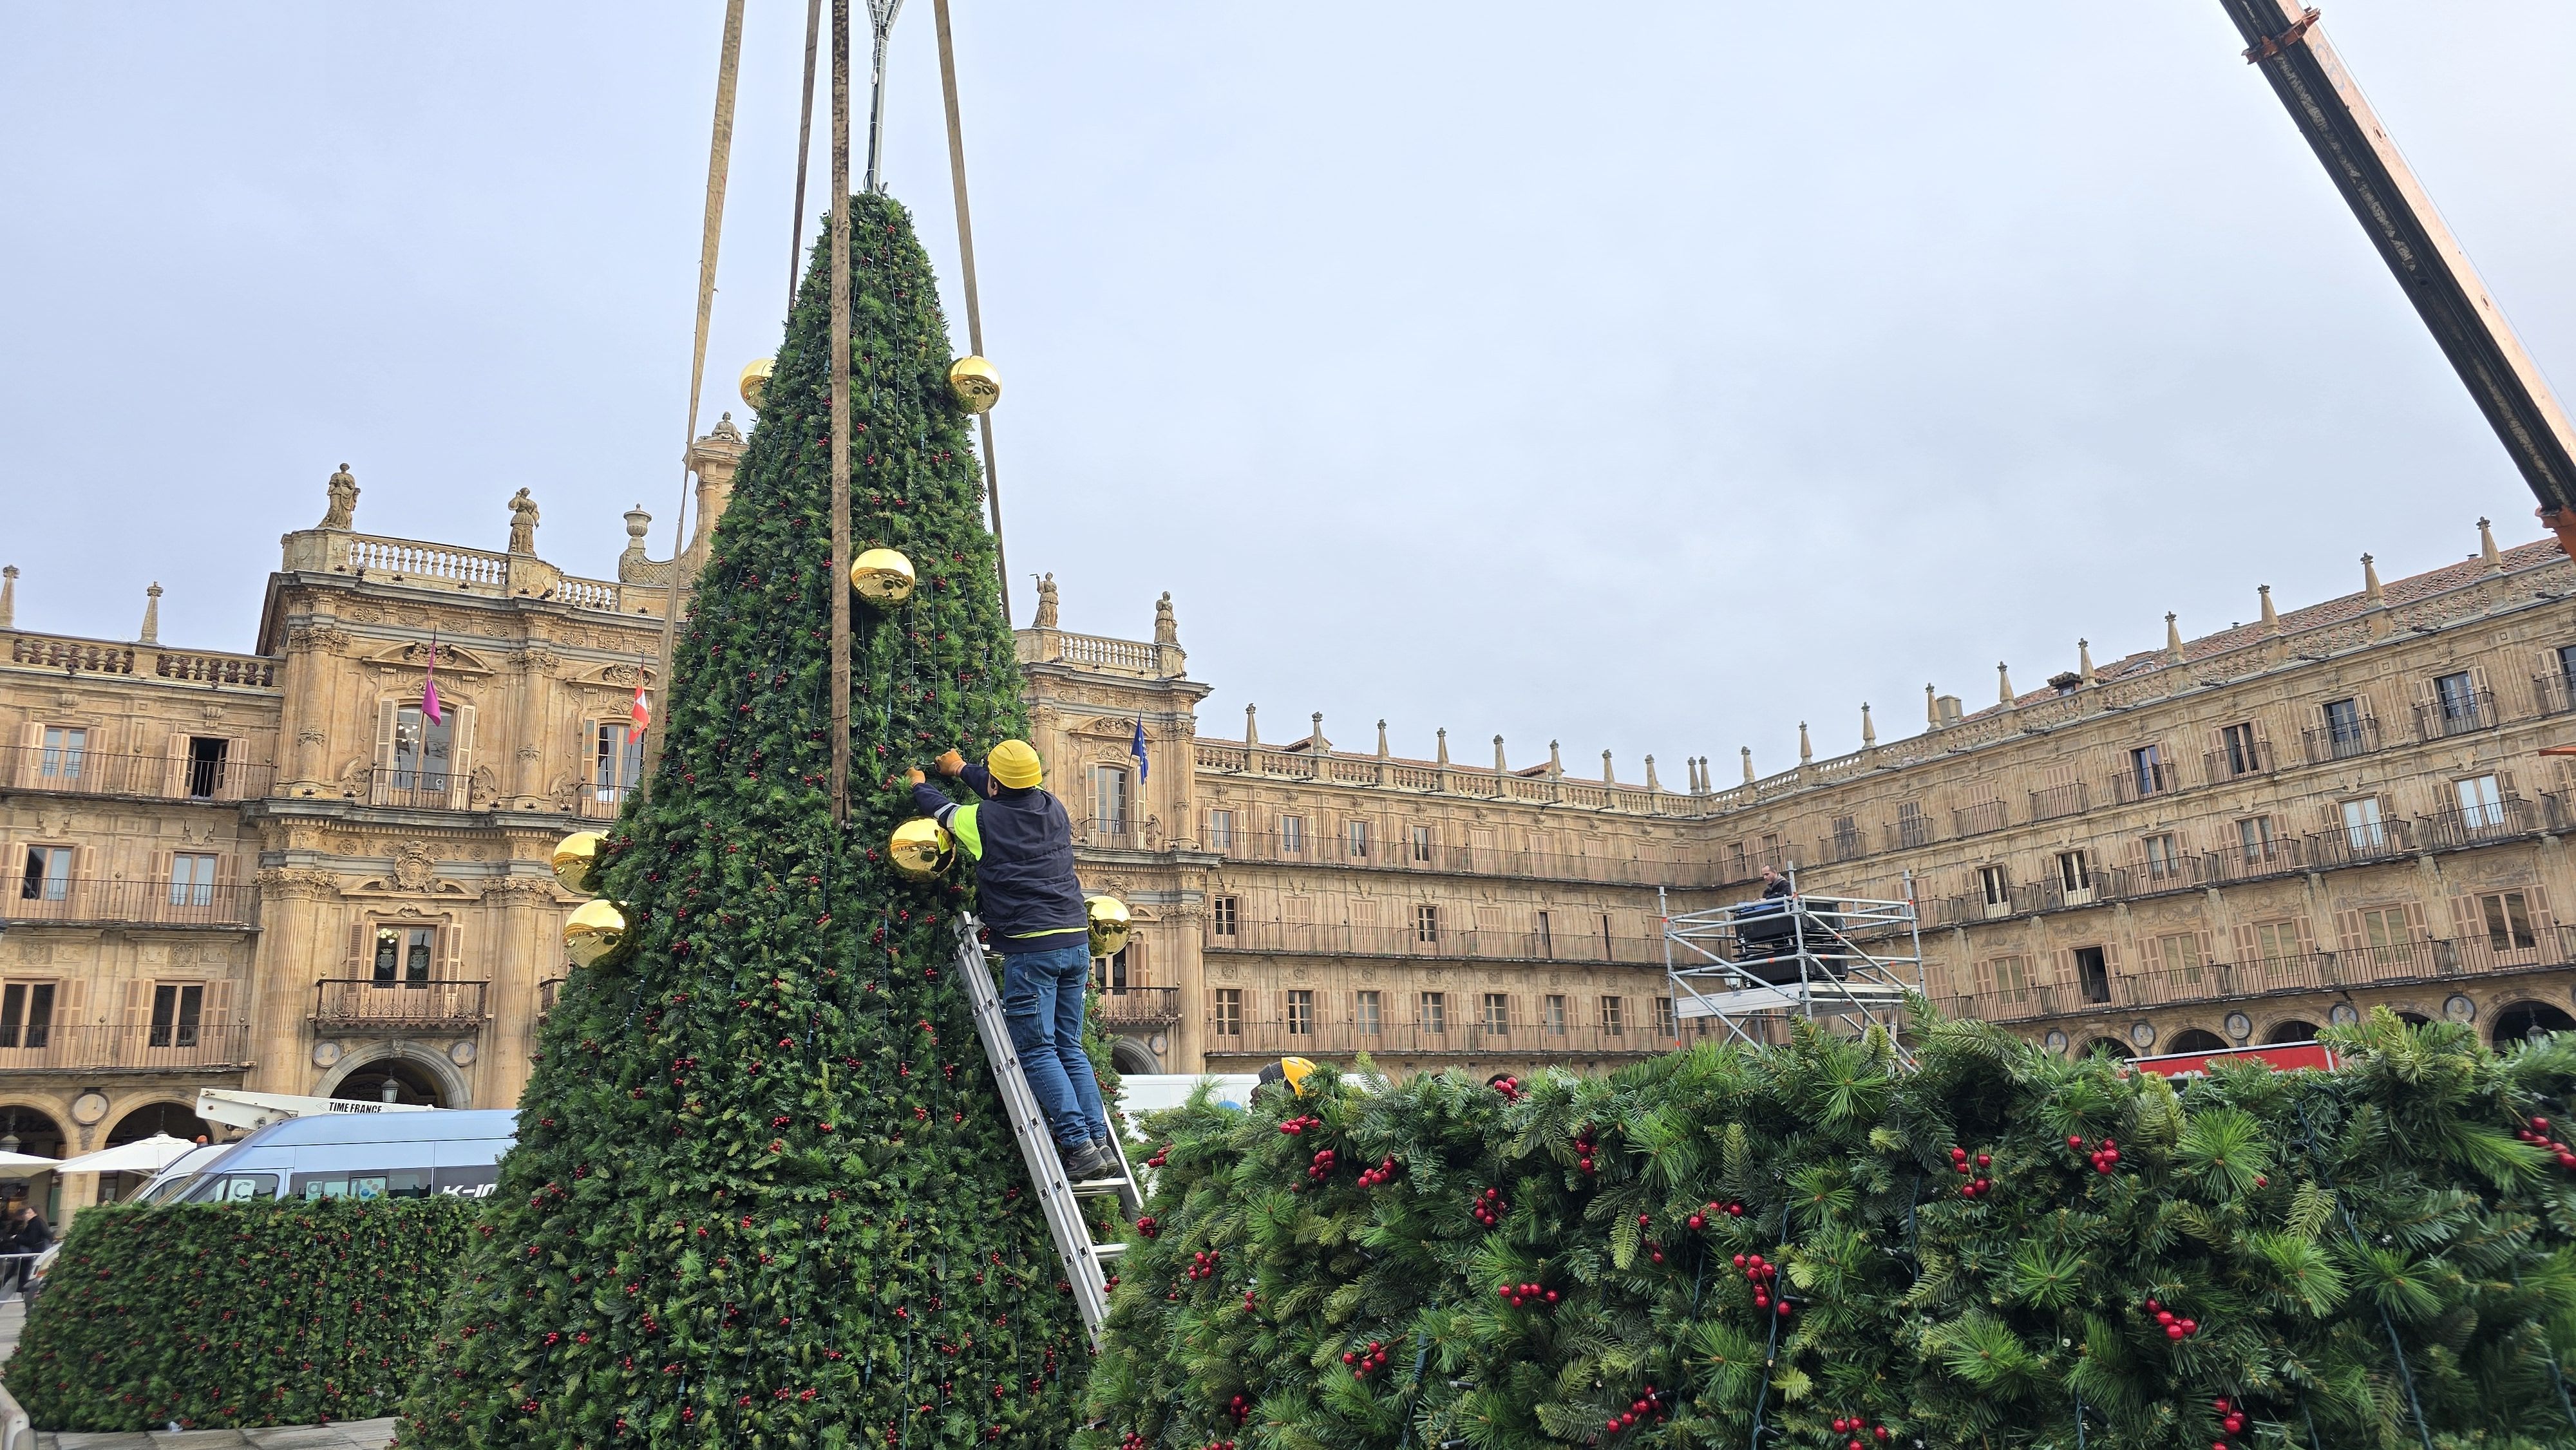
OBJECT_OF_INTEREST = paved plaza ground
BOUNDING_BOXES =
[2,1298,398,1450]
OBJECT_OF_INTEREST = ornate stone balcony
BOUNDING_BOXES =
[278,529,665,617]
[7,630,278,689]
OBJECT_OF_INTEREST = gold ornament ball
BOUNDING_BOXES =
[889,818,954,879]
[850,547,917,606]
[563,899,633,969]
[739,357,775,411]
[948,355,1001,415]
[551,831,606,898]
[1086,894,1132,959]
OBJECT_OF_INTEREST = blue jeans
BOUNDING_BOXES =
[1000,939,1110,1149]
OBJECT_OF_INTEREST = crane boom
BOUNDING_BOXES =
[2215,1,2576,536]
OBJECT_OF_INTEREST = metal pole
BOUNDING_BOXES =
[863,1,905,194]
[786,0,823,313]
[642,0,748,796]
[828,0,854,823]
[932,0,1012,623]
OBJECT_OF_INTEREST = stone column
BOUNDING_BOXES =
[277,624,352,795]
[509,650,562,805]
[486,874,553,1108]
[247,868,339,1092]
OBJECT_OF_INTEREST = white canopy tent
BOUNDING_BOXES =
[50,1133,196,1178]
[0,1151,62,1174]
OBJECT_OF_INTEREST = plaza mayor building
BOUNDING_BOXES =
[8,420,2576,1201]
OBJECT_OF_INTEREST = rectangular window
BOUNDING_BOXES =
[2072,945,2110,1004]
[1285,989,1314,1037]
[1211,988,1242,1037]
[1728,842,1748,878]
[2141,833,2181,880]
[1354,990,1381,1036]
[2129,743,2168,796]
[1346,819,1371,860]
[0,982,55,1050]
[1599,995,1625,1036]
[1536,910,1553,959]
[1542,994,1567,1035]
[1977,954,2034,1003]
[1482,993,1509,1035]
[2219,722,2261,777]
[1654,996,1676,1036]
[1832,815,1861,858]
[1206,809,1233,852]
[1419,992,1446,1035]
[373,927,434,986]
[2359,905,2410,951]
[39,726,87,782]
[2457,774,2505,827]
[148,983,204,1049]
[1409,824,1434,863]
[2056,850,2091,893]
[19,845,71,902]
[2250,919,2300,963]
[2235,816,2275,863]
[593,722,643,799]
[1211,895,1238,938]
[1101,948,1130,992]
[2324,697,2363,742]
[1415,903,1439,945]
[1760,833,1781,865]
[1895,800,1928,848]
[1090,766,1128,834]
[391,706,453,787]
[2342,796,2385,851]
[1280,816,1304,855]
[2479,891,2538,952]
[1978,864,2010,907]
[185,737,231,799]
[2154,932,2201,979]
[2436,670,2479,724]
[170,852,218,907]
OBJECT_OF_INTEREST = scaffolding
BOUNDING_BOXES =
[1662,870,1925,1057]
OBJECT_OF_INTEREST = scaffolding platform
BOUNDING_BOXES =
[1662,873,1924,1055]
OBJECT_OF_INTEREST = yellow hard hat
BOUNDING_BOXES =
[987,739,1044,789]
[1279,1057,1318,1097]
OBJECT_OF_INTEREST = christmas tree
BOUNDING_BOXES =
[399,191,1094,1447]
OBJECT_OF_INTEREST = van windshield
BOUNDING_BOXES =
[182,1173,279,1204]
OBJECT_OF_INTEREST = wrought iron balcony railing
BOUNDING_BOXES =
[2,746,274,802]
[312,979,490,1033]
[3,878,257,928]
[0,1022,252,1071]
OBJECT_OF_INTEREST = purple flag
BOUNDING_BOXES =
[421,636,444,725]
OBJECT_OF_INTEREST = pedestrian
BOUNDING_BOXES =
[1758,865,1795,900]
[911,740,1118,1179]
[1,1202,51,1298]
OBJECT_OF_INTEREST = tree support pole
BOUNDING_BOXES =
[644,0,746,794]
[786,0,822,314]
[932,0,1012,625]
[829,0,855,824]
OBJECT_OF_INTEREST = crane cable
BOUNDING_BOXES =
[932,0,1012,625]
[643,0,750,794]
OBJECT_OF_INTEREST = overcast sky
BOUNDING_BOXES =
[5,3,2573,782]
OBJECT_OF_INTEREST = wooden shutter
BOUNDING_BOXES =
[2529,885,2555,943]
[2295,916,2316,954]
[449,703,478,809]
[13,721,39,787]
[438,918,465,983]
[149,849,173,923]
[2335,909,2362,952]
[120,979,151,1053]
[56,978,87,1028]
[2232,924,2258,964]
[346,920,372,979]
[2403,901,2429,941]
[164,731,188,797]
[202,980,234,1051]
[372,700,399,803]
[2447,894,2477,942]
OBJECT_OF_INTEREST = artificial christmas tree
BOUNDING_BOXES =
[397,191,1094,1448]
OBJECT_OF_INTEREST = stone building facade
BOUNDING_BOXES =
[8,434,2576,1216]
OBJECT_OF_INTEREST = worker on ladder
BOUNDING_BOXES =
[910,740,1118,1179]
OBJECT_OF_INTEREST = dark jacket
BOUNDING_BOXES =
[1759,874,1795,899]
[6,1212,50,1255]
[911,762,1089,945]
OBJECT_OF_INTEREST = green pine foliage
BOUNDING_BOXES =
[1086,1010,2576,1450]
[5,1198,477,1431]
[397,192,1094,1449]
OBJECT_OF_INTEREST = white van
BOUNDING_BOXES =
[151,1109,518,1204]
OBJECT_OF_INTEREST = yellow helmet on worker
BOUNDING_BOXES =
[987,739,1044,790]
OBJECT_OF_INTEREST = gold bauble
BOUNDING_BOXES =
[889,818,954,880]
[562,899,632,969]
[948,355,1001,415]
[551,831,606,898]
[850,547,917,606]
[739,357,775,411]
[1086,894,1132,959]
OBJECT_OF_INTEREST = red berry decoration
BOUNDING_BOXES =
[1470,1188,1506,1227]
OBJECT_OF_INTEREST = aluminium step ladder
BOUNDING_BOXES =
[952,916,1144,1341]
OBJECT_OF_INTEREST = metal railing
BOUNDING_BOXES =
[1953,800,2009,838]
[1,746,274,801]
[1195,825,1728,889]
[2300,818,2416,870]
[536,977,565,1024]
[1202,1015,1662,1058]
[2416,798,2536,851]
[2110,762,2180,805]
[3,878,257,928]
[0,1022,251,1070]
[1885,815,1936,852]
[2535,673,2576,719]
[312,979,489,1032]
[1936,932,2575,1026]
[368,766,468,811]
[1204,918,1665,966]
[2029,782,2090,822]
[1095,986,1181,1029]
[2413,690,2499,742]
[2205,836,2304,886]
[2300,715,2382,765]
[574,787,631,821]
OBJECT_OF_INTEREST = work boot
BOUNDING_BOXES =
[1061,1139,1114,1180]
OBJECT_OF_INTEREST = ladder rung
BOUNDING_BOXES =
[1092,1241,1129,1261]
[1069,1176,1132,1195]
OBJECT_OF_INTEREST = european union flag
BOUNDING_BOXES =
[1130,717,1150,781]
